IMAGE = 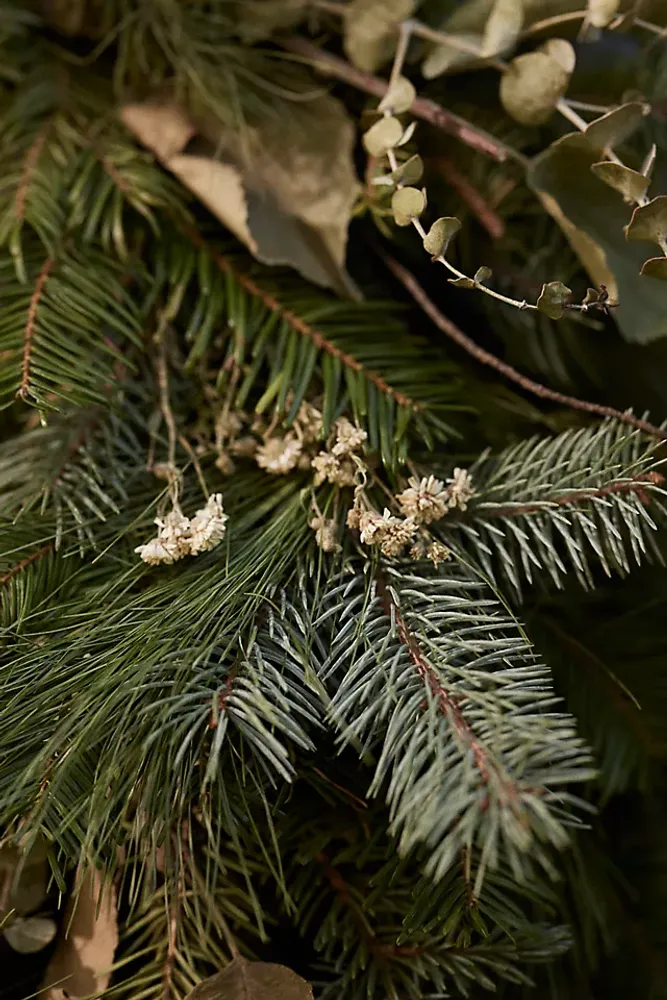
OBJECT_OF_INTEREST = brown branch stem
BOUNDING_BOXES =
[0,543,53,587]
[430,156,505,240]
[280,36,524,165]
[481,472,664,518]
[186,228,419,410]
[18,256,55,402]
[15,124,51,222]
[381,251,666,441]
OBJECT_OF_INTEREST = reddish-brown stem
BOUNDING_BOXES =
[0,543,53,587]
[431,156,506,240]
[18,256,55,402]
[281,37,521,164]
[209,665,239,728]
[15,124,51,222]
[186,229,419,410]
[482,472,664,518]
[382,251,667,441]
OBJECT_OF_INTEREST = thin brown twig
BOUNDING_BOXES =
[430,156,506,240]
[0,543,53,587]
[186,228,419,410]
[280,36,524,165]
[381,251,667,441]
[18,256,55,401]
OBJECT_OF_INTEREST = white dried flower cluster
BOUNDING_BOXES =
[135,494,228,566]
[312,415,366,487]
[358,507,417,558]
[396,475,449,524]
[410,538,452,566]
[256,433,303,475]
[309,515,340,553]
[447,467,475,510]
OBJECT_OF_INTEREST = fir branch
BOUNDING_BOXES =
[281,36,522,164]
[186,229,419,411]
[15,120,51,224]
[382,251,667,441]
[486,471,664,518]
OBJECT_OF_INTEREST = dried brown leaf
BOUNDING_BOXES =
[185,958,313,1000]
[40,869,118,999]
[448,276,476,288]
[537,280,572,319]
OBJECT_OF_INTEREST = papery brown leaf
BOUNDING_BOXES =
[537,280,572,319]
[40,868,118,999]
[185,958,313,1000]
[121,99,360,296]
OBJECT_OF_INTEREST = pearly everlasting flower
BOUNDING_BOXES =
[332,417,367,457]
[378,517,417,557]
[229,436,258,458]
[426,540,452,565]
[135,508,191,566]
[189,493,228,555]
[256,434,303,475]
[309,515,339,552]
[397,475,449,524]
[312,451,356,487]
[358,508,417,557]
[295,401,323,444]
[215,451,235,476]
[446,467,475,510]
[346,505,362,530]
[215,410,244,439]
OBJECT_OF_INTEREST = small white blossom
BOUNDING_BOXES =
[427,540,452,565]
[447,467,475,510]
[309,515,339,552]
[256,434,303,475]
[332,417,367,456]
[135,508,191,566]
[135,535,181,566]
[397,475,449,524]
[379,517,417,557]
[358,508,417,557]
[295,401,323,444]
[312,451,356,487]
[189,493,228,554]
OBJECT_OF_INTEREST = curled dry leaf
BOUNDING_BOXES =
[344,0,416,72]
[423,217,462,256]
[185,958,313,1000]
[40,868,118,1000]
[591,162,649,204]
[449,276,475,288]
[121,99,360,296]
[641,257,667,281]
[625,196,667,246]
[379,76,416,114]
[500,38,575,125]
[392,187,425,226]
[481,0,523,57]
[537,280,572,319]
[363,116,403,157]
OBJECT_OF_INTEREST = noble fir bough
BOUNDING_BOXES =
[2,2,667,999]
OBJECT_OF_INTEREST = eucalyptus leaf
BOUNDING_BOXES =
[449,276,476,288]
[423,217,462,256]
[640,257,667,280]
[379,76,416,114]
[500,39,574,125]
[392,187,425,227]
[4,915,57,954]
[529,132,667,343]
[591,162,649,204]
[392,154,423,185]
[625,196,667,247]
[586,0,620,28]
[185,959,313,1000]
[363,116,403,157]
[583,102,648,153]
[474,265,493,283]
[537,280,572,319]
[480,0,523,57]
[344,0,416,72]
